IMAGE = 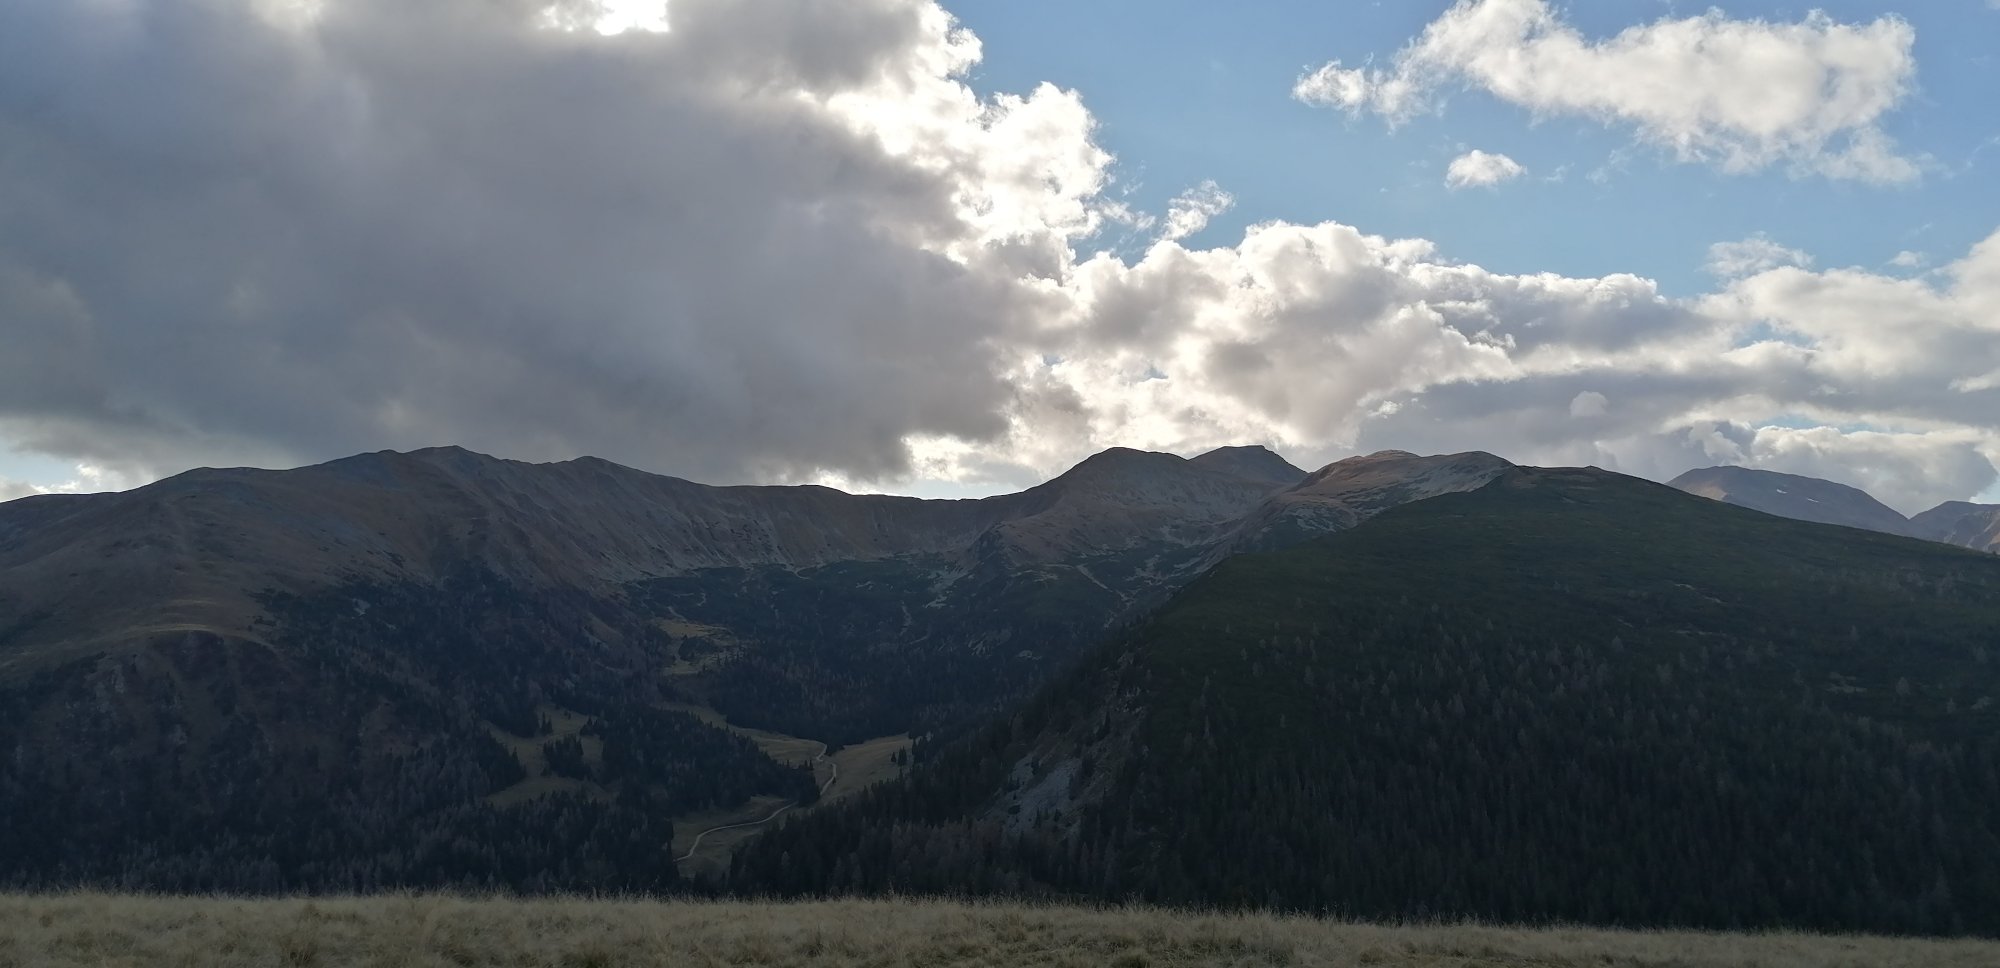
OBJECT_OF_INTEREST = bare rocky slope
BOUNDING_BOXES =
[1910,501,2000,553]
[1215,449,1512,556]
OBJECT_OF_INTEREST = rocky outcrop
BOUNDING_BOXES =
[1910,501,2000,553]
[1217,450,1515,555]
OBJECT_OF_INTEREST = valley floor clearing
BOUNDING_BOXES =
[4,894,1998,968]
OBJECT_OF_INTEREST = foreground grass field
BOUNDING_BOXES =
[4,895,1998,968]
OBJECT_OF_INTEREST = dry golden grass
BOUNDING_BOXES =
[1,894,1993,968]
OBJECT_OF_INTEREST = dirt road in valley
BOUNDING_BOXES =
[672,743,836,864]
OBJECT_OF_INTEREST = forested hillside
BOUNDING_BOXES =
[0,572,814,893]
[0,445,1325,891]
[15,445,2000,915]
[737,468,2000,936]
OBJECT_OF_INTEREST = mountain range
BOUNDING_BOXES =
[0,445,1518,657]
[1667,464,2000,551]
[0,443,1508,891]
[3,445,1999,933]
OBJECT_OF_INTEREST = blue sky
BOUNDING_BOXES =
[3,0,2000,511]
[952,0,1998,297]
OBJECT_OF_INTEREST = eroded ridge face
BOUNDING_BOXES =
[1910,501,2000,553]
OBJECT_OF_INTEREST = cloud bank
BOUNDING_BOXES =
[1,0,1996,513]
[1295,0,1920,182]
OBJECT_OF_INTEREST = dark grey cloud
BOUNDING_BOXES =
[0,0,1070,483]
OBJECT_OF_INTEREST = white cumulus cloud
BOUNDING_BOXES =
[1295,0,1921,183]
[1445,150,1526,189]
[1158,181,1235,242]
[1706,234,1814,279]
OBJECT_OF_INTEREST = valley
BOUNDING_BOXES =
[657,702,912,878]
[5,445,2000,938]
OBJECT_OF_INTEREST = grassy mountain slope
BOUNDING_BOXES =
[1668,465,1913,537]
[0,446,1035,666]
[739,467,2000,936]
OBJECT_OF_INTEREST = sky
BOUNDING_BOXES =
[2,0,1998,514]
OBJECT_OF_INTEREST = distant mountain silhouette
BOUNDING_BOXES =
[1668,465,1913,536]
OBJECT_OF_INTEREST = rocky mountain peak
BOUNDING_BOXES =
[1046,447,1189,483]
[1212,450,1514,556]
[1186,445,1309,487]
[1301,449,1504,488]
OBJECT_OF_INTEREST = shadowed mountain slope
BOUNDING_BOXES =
[739,467,2000,936]
[970,447,1305,566]
[0,442,1487,894]
[0,446,1034,662]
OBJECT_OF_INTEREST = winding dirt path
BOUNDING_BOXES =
[673,742,837,864]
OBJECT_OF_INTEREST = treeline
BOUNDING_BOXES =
[637,552,1159,744]
[581,708,819,813]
